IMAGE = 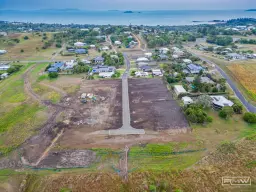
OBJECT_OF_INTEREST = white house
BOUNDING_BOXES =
[82,59,91,64]
[182,96,193,105]
[74,42,86,47]
[0,32,7,36]
[144,52,153,58]
[152,69,163,76]
[183,59,192,64]
[136,57,149,63]
[101,46,110,51]
[174,85,187,96]
[210,96,234,109]
[159,47,169,54]
[114,41,122,46]
[99,72,114,78]
[64,60,77,70]
[172,54,179,59]
[0,50,7,54]
[0,73,8,79]
[137,62,149,67]
[0,64,10,70]
[135,71,149,77]
[90,45,96,49]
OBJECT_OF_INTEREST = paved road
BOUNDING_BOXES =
[109,53,145,135]
[190,51,256,113]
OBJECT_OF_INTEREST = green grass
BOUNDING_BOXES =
[240,124,256,140]
[0,79,26,103]
[0,103,46,154]
[129,143,204,171]
[0,104,42,133]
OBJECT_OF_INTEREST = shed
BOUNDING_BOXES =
[174,85,187,96]
[182,96,193,105]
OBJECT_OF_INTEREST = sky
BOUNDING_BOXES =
[0,0,255,10]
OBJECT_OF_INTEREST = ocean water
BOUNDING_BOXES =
[0,10,256,26]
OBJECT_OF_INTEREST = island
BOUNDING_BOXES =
[124,11,133,13]
[246,9,256,11]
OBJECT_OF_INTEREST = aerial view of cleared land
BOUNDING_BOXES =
[0,17,256,192]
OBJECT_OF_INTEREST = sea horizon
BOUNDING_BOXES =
[0,9,255,26]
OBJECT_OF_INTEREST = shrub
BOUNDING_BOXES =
[243,112,256,123]
[219,106,234,119]
[184,104,211,124]
[232,103,243,114]
[20,49,24,53]
[48,72,58,79]
[23,36,29,40]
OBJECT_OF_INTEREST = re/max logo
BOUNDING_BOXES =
[222,177,251,186]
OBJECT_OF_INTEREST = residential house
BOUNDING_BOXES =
[48,62,65,72]
[226,53,246,60]
[92,65,116,73]
[0,64,10,71]
[0,50,7,54]
[174,85,187,96]
[185,77,195,83]
[144,52,152,58]
[136,57,149,63]
[64,60,77,70]
[173,50,184,56]
[75,49,87,54]
[172,54,179,59]
[67,49,75,53]
[99,72,114,78]
[200,77,214,84]
[158,54,169,60]
[114,41,122,46]
[94,56,105,64]
[140,65,152,72]
[0,73,8,79]
[101,46,109,51]
[74,42,86,47]
[137,62,149,67]
[210,95,234,109]
[159,47,169,54]
[135,71,149,77]
[183,59,192,64]
[90,45,96,49]
[182,96,193,105]
[187,64,204,74]
[0,32,7,36]
[82,59,91,64]
[152,69,163,76]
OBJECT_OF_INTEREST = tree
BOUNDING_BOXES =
[219,106,234,119]
[20,49,24,53]
[184,104,212,124]
[48,72,58,78]
[24,36,29,40]
[243,112,256,123]
[196,95,212,108]
[232,103,243,114]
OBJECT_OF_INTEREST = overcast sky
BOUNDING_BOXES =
[0,0,255,10]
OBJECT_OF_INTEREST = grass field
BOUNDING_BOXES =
[0,33,59,60]
[227,62,256,102]
[0,63,48,154]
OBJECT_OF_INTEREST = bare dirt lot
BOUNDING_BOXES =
[129,78,189,131]
[58,79,122,149]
